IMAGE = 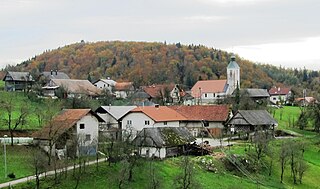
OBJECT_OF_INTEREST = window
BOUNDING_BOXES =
[85,134,91,141]
[127,120,132,125]
[204,93,207,98]
[164,121,167,125]
[273,97,276,100]
[79,124,85,129]
[145,120,150,125]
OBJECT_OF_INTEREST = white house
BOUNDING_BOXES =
[121,106,186,139]
[114,82,134,99]
[93,78,116,93]
[33,109,103,157]
[268,87,292,105]
[95,106,137,139]
[191,55,240,104]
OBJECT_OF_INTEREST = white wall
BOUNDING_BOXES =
[94,80,115,92]
[121,112,181,139]
[270,94,288,104]
[76,114,99,146]
[122,112,154,138]
[140,147,166,159]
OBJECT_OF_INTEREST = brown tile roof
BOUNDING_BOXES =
[169,105,229,121]
[191,80,227,98]
[131,106,187,122]
[269,87,291,95]
[142,84,176,98]
[49,79,102,96]
[32,109,92,140]
[114,82,133,91]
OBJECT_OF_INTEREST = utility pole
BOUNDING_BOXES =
[3,135,7,178]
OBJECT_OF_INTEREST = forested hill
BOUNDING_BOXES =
[8,41,320,96]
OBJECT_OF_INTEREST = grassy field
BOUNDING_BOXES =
[0,145,36,183]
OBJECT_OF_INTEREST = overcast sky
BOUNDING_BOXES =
[1,0,320,70]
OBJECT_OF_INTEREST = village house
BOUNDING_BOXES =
[141,84,186,104]
[2,71,34,91]
[268,87,292,105]
[95,105,137,140]
[295,97,317,106]
[92,78,116,93]
[132,127,195,159]
[121,105,187,139]
[191,55,240,104]
[33,109,104,157]
[42,79,102,98]
[169,105,230,137]
[114,82,134,99]
[227,110,278,134]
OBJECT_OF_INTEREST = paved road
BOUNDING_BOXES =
[0,158,107,188]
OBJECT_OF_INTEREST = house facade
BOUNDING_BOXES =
[33,109,103,157]
[121,106,186,139]
[2,71,34,91]
[93,78,116,93]
[141,84,186,104]
[269,87,291,105]
[114,82,134,99]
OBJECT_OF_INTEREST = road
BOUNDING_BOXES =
[0,158,107,188]
[195,137,235,147]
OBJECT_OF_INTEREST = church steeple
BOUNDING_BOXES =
[227,55,240,95]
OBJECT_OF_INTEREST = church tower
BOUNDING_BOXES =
[227,55,240,95]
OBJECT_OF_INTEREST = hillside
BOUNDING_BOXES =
[10,41,273,88]
[6,41,320,97]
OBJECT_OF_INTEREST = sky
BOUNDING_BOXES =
[1,0,320,70]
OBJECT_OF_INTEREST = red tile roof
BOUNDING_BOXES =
[32,109,93,140]
[169,105,229,121]
[191,80,227,98]
[269,87,291,95]
[131,106,187,122]
[142,84,180,98]
[115,82,133,91]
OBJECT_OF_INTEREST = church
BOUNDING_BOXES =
[191,55,240,104]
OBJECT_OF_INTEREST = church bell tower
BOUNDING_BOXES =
[227,55,240,95]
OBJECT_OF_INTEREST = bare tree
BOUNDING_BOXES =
[1,97,29,146]
[32,148,47,189]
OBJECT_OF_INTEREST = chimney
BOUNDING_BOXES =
[155,104,159,109]
[278,87,280,92]
[50,70,53,75]
[55,70,58,75]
